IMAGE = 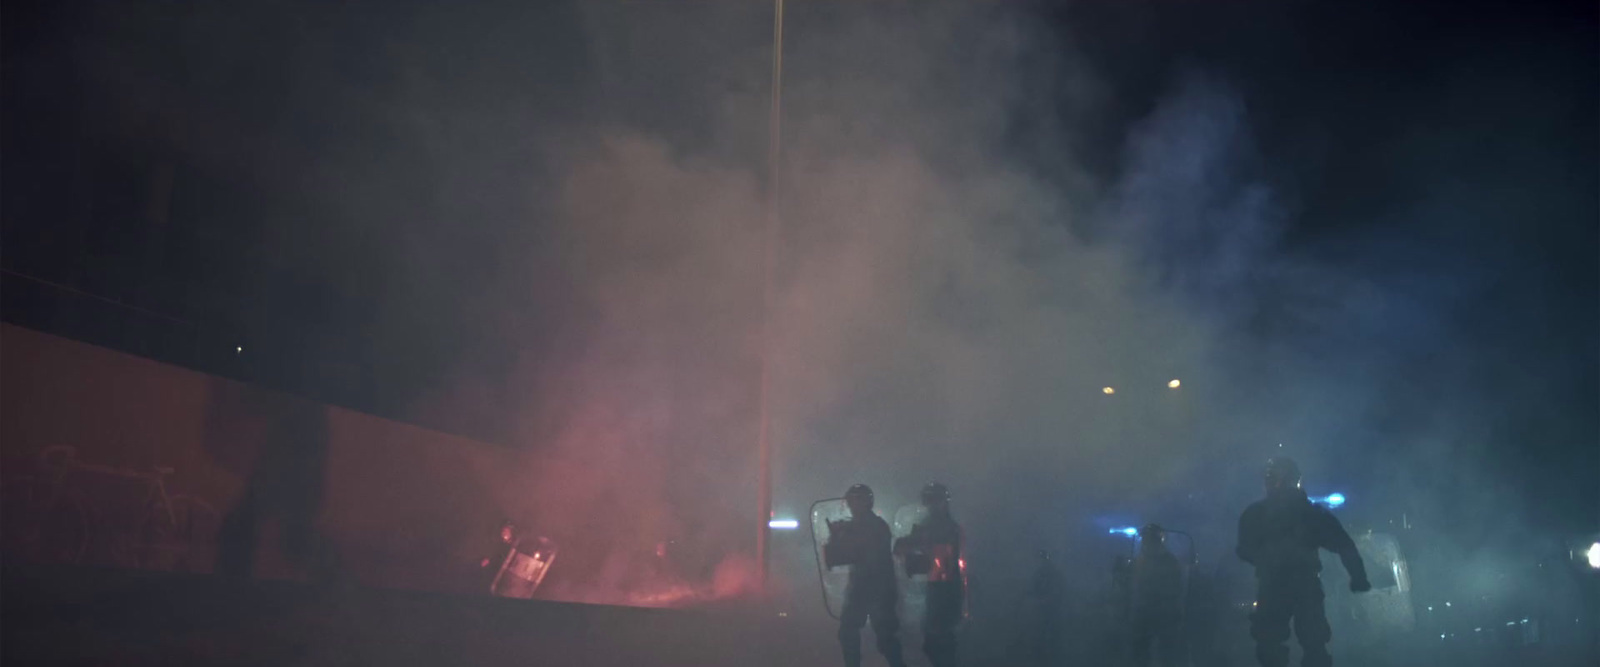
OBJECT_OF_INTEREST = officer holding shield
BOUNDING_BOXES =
[826,484,908,667]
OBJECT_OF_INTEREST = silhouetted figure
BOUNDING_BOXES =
[1107,553,1136,661]
[216,392,332,579]
[826,484,908,667]
[895,482,964,667]
[1236,457,1370,667]
[1022,549,1064,665]
[1184,564,1227,667]
[1129,523,1184,666]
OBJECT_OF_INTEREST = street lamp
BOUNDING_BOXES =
[1168,378,1181,389]
[755,0,786,593]
[1102,386,1116,395]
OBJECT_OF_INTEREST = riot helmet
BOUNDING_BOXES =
[845,483,875,515]
[1139,523,1168,553]
[1265,456,1303,493]
[921,481,951,510]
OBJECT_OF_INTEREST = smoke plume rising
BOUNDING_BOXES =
[378,1,1594,619]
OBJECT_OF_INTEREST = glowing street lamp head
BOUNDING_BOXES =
[1102,386,1116,395]
[1168,379,1181,389]
[1586,542,1600,570]
[1324,493,1345,508]
[1109,526,1139,538]
[768,519,800,530]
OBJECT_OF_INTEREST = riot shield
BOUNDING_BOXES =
[892,503,931,627]
[1320,531,1416,647]
[809,498,853,619]
[491,534,558,599]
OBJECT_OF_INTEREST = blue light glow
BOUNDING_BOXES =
[1109,527,1139,537]
[768,519,800,530]
[1312,493,1346,508]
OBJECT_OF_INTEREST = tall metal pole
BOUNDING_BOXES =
[756,0,784,593]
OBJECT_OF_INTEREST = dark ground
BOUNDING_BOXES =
[0,565,788,666]
[5,564,1594,667]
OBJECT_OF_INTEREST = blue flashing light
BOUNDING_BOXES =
[1109,527,1140,538]
[768,519,800,530]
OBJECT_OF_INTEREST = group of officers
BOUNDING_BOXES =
[819,457,1373,667]
[824,481,964,667]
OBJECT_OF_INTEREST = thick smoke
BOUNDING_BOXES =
[386,1,1593,616]
[10,0,1590,640]
[452,3,1244,605]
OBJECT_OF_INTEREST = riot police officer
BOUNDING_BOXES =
[1236,457,1371,667]
[1023,549,1064,665]
[826,484,908,667]
[1129,523,1184,666]
[1106,553,1137,660]
[895,482,964,667]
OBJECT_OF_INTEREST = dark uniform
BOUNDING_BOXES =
[1129,524,1184,666]
[896,482,964,667]
[1024,550,1064,666]
[1235,458,1370,667]
[1108,554,1136,660]
[828,485,908,667]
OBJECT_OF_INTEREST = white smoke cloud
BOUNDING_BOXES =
[395,1,1587,620]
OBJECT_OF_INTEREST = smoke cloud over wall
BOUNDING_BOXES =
[4,0,1592,636]
[365,2,1592,610]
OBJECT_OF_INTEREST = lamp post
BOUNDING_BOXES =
[755,0,785,593]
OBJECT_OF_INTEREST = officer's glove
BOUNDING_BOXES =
[1349,578,1372,593]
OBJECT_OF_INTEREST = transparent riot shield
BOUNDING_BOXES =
[810,498,853,619]
[1321,531,1415,647]
[892,504,931,627]
[1163,530,1198,611]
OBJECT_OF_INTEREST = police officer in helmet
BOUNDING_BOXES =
[826,484,908,667]
[1236,457,1371,667]
[1129,523,1184,666]
[895,482,964,667]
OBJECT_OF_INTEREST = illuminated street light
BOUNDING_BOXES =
[768,519,800,530]
[1109,526,1139,537]
[1312,493,1346,508]
[1168,379,1181,389]
[1102,386,1116,395]
[1586,542,1600,569]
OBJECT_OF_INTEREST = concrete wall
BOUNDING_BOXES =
[0,323,518,591]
